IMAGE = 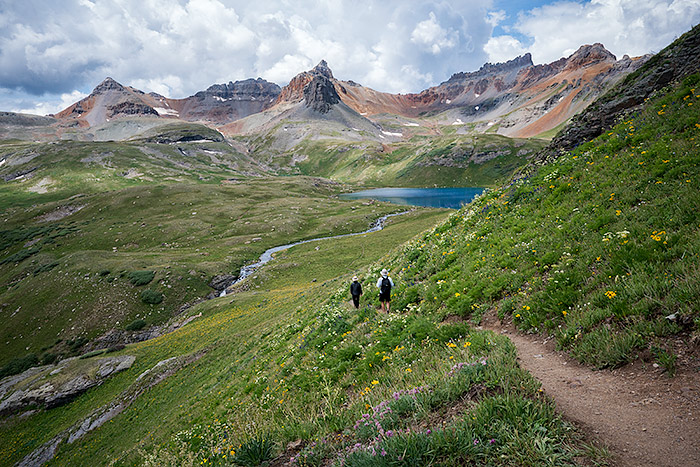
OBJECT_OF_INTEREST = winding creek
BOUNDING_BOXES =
[220,211,411,296]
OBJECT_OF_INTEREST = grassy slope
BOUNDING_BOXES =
[243,130,546,188]
[6,78,696,466]
[0,137,408,367]
[381,74,700,369]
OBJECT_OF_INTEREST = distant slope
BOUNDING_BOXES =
[541,23,700,161]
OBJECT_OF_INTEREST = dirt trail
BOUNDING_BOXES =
[482,317,700,467]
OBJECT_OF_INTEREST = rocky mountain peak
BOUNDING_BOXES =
[311,60,334,79]
[565,43,616,69]
[447,53,533,83]
[93,77,126,95]
[303,74,340,113]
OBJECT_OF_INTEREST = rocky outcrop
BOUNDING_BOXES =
[0,355,135,416]
[208,274,238,291]
[276,60,335,105]
[177,78,281,124]
[303,75,341,113]
[17,351,205,467]
[107,101,158,118]
[539,23,700,161]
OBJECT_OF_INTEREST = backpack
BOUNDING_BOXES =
[380,277,391,295]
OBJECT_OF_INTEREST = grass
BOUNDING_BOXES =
[2,63,695,467]
[376,74,700,369]
[245,131,545,188]
[0,174,413,368]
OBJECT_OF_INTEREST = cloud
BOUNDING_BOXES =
[2,0,700,114]
[11,90,88,116]
[488,0,700,64]
[484,35,529,63]
[410,12,459,55]
[0,0,494,113]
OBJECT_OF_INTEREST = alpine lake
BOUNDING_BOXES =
[340,187,484,209]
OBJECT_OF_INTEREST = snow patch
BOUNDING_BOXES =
[213,96,231,102]
[486,121,496,127]
[352,128,361,131]
[452,119,464,125]
[360,112,368,115]
[446,99,451,104]
[474,106,480,111]
[474,93,480,98]
[381,130,402,137]
[0,159,5,167]
[154,107,179,116]
[402,122,419,127]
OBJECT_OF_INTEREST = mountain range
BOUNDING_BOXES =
[2,43,648,144]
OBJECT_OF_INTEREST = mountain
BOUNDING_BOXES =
[55,77,162,127]
[330,44,648,138]
[47,44,646,141]
[173,78,281,124]
[541,23,700,161]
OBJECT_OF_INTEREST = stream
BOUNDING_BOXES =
[220,210,411,296]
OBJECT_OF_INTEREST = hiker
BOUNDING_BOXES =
[376,268,394,312]
[350,275,363,309]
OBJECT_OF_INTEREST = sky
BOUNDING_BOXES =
[1,0,699,115]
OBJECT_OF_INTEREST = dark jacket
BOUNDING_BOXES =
[350,281,363,297]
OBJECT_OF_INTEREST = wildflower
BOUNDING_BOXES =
[464,341,471,347]
[616,210,621,216]
[605,290,617,299]
[405,368,412,373]
[515,313,521,318]
[562,311,567,316]
[371,380,379,385]
[455,292,460,297]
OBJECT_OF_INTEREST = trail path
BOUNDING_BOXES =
[482,316,700,467]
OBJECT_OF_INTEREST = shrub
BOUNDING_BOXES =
[126,318,148,331]
[232,433,275,467]
[40,352,58,365]
[140,289,163,304]
[0,353,39,378]
[127,270,155,286]
[67,337,89,351]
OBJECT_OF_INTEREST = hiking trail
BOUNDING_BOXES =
[481,314,700,467]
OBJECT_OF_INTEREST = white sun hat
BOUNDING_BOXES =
[381,269,388,277]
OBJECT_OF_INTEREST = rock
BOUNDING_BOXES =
[304,75,341,113]
[208,274,238,291]
[0,355,136,415]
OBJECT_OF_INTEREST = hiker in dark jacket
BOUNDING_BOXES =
[376,268,394,312]
[350,275,363,309]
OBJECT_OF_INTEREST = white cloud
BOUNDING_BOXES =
[11,90,88,116]
[410,12,459,54]
[484,35,529,63]
[505,0,700,64]
[1,0,699,114]
[486,10,506,27]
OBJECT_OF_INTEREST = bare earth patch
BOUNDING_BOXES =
[482,314,700,467]
[36,204,86,222]
[28,177,54,193]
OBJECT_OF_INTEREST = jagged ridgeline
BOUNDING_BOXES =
[0,25,699,467]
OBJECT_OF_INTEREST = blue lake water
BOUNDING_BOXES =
[340,187,484,209]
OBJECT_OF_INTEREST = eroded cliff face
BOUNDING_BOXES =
[176,78,281,124]
[51,42,649,139]
[540,23,700,161]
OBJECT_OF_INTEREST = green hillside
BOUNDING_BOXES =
[1,55,698,467]
[238,127,546,188]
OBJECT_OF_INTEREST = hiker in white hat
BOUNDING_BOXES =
[350,275,363,309]
[376,268,394,312]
